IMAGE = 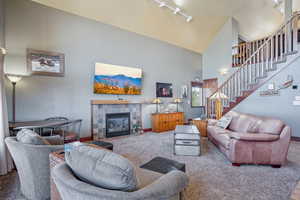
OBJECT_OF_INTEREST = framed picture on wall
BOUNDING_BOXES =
[156,82,173,98]
[27,49,65,77]
[191,81,204,107]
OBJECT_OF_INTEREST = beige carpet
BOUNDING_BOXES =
[107,132,300,200]
[1,131,300,200]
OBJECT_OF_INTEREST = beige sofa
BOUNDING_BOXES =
[207,111,291,167]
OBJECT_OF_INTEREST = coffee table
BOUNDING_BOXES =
[174,125,201,156]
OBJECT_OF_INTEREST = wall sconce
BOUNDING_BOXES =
[219,68,229,76]
[0,47,7,55]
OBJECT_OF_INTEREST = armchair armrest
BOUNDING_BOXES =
[229,132,279,142]
[207,119,218,126]
[134,170,189,199]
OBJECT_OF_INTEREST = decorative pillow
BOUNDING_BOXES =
[65,146,138,192]
[16,129,50,145]
[216,115,233,129]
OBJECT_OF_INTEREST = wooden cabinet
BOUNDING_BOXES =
[152,112,184,133]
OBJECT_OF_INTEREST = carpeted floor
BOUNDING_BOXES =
[1,131,300,200]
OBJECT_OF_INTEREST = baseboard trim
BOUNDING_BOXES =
[143,128,152,132]
[292,136,300,141]
[80,137,93,142]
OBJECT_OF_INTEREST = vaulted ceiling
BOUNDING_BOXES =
[31,0,299,53]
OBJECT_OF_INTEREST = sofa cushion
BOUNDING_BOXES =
[229,132,280,141]
[207,126,231,149]
[216,115,232,129]
[227,111,262,133]
[65,145,138,192]
[16,129,50,145]
[258,118,285,135]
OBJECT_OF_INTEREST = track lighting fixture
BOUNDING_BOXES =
[151,0,193,23]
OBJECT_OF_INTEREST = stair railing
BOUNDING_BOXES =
[207,12,300,119]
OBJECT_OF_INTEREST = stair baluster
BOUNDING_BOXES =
[207,12,300,119]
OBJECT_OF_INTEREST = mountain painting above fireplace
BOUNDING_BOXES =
[94,62,142,95]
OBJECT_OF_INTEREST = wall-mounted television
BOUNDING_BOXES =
[94,62,142,95]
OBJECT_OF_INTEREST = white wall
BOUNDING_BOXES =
[0,0,4,47]
[202,17,239,86]
[4,0,203,137]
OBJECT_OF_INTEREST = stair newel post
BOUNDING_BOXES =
[257,46,261,79]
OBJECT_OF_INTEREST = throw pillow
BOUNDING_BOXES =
[16,129,50,145]
[216,115,233,129]
[65,146,138,192]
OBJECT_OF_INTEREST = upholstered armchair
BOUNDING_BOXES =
[5,136,64,200]
[52,162,188,200]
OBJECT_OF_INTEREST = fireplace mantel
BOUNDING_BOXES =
[91,100,146,105]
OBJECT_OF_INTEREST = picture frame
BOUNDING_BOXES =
[181,85,188,99]
[191,81,204,108]
[156,82,173,98]
[27,49,65,77]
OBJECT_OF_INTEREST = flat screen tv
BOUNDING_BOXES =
[94,62,142,95]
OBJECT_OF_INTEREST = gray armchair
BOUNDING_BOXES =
[5,136,64,200]
[52,162,188,200]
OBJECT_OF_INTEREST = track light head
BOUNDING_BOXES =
[186,16,193,22]
[174,8,181,14]
[159,2,166,7]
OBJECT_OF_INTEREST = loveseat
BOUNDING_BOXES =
[207,111,291,167]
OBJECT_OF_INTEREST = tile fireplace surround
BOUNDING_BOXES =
[91,100,142,139]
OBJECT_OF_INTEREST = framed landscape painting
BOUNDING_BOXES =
[27,49,65,77]
[94,62,142,95]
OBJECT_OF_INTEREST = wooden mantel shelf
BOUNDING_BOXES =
[91,100,146,105]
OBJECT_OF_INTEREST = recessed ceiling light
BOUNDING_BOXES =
[159,2,166,7]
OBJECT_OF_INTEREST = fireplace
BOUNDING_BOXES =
[106,112,131,138]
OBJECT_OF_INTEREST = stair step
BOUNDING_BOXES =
[255,75,268,80]
[283,50,298,56]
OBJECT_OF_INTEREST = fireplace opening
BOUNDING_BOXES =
[106,112,130,138]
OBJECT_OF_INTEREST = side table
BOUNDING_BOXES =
[193,118,207,137]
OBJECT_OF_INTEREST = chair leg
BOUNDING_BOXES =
[272,165,281,168]
[232,163,241,167]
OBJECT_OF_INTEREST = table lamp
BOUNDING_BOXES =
[6,74,23,122]
[173,98,183,112]
[152,98,161,113]
[210,91,228,120]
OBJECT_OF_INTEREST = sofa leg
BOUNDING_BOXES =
[232,163,241,167]
[272,165,281,168]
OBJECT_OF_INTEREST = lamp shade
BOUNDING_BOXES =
[152,98,161,104]
[210,91,228,100]
[173,98,182,103]
[6,74,23,83]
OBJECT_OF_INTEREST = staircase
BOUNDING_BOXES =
[207,12,300,119]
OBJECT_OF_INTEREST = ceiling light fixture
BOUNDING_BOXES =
[151,0,193,23]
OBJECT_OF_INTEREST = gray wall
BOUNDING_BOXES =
[203,18,238,85]
[234,50,300,137]
[4,0,202,137]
